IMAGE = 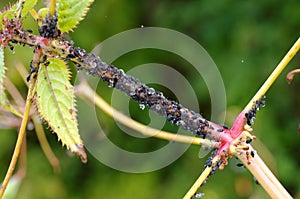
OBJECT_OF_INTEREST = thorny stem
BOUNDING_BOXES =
[0,78,36,198]
[244,37,300,112]
[0,17,231,145]
[234,141,292,199]
[0,16,297,199]
[76,80,219,147]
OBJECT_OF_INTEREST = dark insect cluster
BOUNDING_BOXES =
[63,45,218,140]
[245,96,266,126]
[202,149,222,186]
[0,17,36,55]
[38,13,61,38]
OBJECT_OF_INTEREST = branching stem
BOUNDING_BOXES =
[183,156,220,199]
[235,143,292,199]
[0,78,36,198]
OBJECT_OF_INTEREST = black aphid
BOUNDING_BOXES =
[245,95,266,126]
[236,163,244,167]
[246,138,252,144]
[38,13,61,38]
[250,150,255,158]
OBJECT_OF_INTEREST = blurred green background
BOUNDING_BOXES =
[1,0,300,198]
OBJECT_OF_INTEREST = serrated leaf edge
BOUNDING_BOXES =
[57,0,94,32]
[35,59,87,162]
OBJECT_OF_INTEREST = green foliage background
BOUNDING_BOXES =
[1,0,300,198]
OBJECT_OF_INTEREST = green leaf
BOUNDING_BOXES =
[21,0,38,17]
[12,0,38,18]
[57,0,94,32]
[0,0,37,30]
[35,58,87,162]
[37,8,50,19]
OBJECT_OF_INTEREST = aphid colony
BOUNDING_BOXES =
[1,11,230,145]
[202,149,222,185]
[38,13,61,38]
[63,43,229,142]
[245,96,266,126]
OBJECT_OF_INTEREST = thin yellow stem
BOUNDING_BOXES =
[75,81,217,147]
[16,133,27,179]
[32,115,61,173]
[0,79,36,198]
[29,9,39,21]
[49,0,56,16]
[244,37,300,111]
[183,156,220,199]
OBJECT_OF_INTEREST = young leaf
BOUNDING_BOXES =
[14,0,38,17]
[35,58,87,163]
[0,0,37,30]
[57,0,94,32]
[8,0,38,18]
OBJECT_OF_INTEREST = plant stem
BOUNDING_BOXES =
[183,156,220,199]
[49,0,56,16]
[76,80,219,147]
[0,79,35,198]
[234,142,292,198]
[32,115,60,173]
[16,132,27,180]
[244,37,300,111]
[5,23,230,143]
